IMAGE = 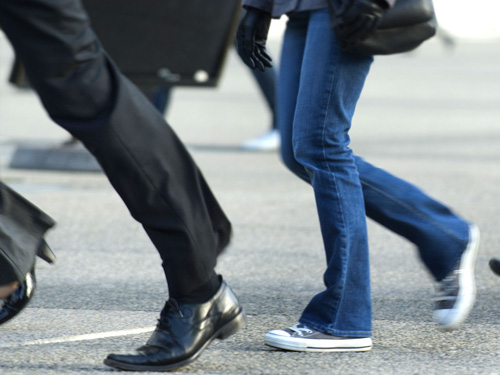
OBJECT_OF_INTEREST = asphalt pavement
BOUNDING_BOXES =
[0,33,500,375]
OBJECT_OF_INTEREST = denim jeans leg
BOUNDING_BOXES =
[278,13,308,182]
[279,10,373,337]
[355,156,470,281]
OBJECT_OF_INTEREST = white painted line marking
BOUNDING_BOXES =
[0,326,155,348]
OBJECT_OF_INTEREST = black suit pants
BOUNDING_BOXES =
[0,0,231,298]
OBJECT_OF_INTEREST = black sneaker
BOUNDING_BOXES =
[264,323,372,352]
[433,224,479,330]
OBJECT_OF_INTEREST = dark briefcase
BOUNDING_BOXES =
[82,0,241,88]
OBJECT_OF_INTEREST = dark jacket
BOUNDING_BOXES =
[242,0,327,17]
[242,0,396,18]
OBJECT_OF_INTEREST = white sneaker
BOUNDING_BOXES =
[433,224,480,331]
[264,323,372,352]
[242,129,280,151]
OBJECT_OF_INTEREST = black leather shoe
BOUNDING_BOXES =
[489,258,500,277]
[104,280,246,372]
[0,240,55,325]
[0,270,36,325]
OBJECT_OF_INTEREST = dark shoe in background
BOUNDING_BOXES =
[104,280,246,372]
[489,258,500,277]
[0,270,36,325]
[0,241,55,326]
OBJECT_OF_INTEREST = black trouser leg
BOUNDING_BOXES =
[0,0,231,299]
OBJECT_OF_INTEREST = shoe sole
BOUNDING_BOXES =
[103,310,247,372]
[435,224,480,331]
[264,334,372,353]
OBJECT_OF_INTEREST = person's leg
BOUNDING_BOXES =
[278,14,308,182]
[151,86,173,116]
[278,15,477,331]
[356,156,479,330]
[293,9,373,338]
[249,65,277,129]
[269,10,373,347]
[356,156,469,280]
[287,150,474,282]
[0,0,229,301]
[277,17,476,332]
[241,66,280,151]
[0,0,244,370]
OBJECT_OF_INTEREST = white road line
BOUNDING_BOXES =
[0,326,155,348]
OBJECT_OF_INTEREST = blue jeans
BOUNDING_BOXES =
[278,9,470,337]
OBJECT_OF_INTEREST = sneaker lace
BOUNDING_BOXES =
[435,269,460,303]
[289,324,313,336]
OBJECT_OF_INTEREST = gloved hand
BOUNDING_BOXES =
[335,0,388,46]
[236,7,273,71]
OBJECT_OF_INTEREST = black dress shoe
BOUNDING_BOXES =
[0,240,55,325]
[489,258,500,276]
[104,280,246,372]
[0,270,36,325]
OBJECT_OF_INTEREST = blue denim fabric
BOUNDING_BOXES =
[278,9,470,337]
[279,9,373,337]
[357,160,469,282]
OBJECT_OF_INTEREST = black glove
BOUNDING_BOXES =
[335,0,388,46]
[236,7,273,71]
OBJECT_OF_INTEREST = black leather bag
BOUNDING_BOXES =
[331,0,437,56]
[0,182,55,284]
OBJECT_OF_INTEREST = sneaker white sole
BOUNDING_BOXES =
[434,224,480,331]
[264,332,372,352]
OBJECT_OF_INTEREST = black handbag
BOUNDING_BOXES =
[330,0,437,56]
[0,182,55,284]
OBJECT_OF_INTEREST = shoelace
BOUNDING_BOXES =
[435,270,460,302]
[158,298,184,328]
[289,324,313,336]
